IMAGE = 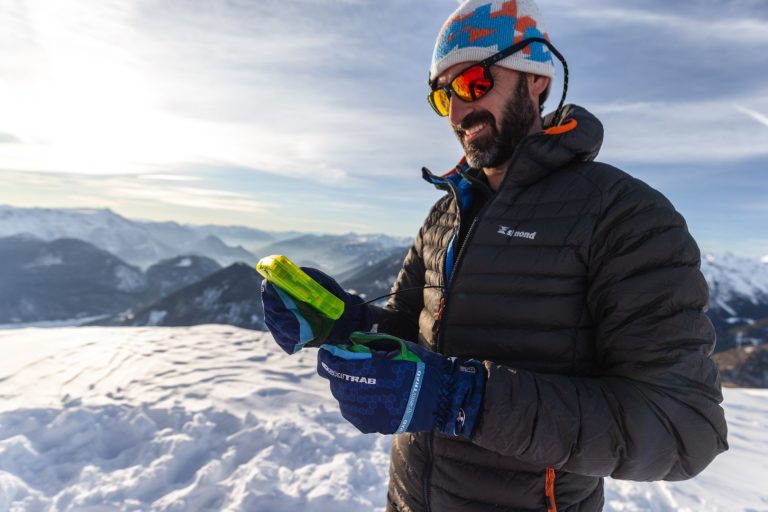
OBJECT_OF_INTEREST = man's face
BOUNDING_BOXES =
[436,63,537,169]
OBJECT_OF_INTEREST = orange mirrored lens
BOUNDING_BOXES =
[452,65,491,101]
[428,65,493,116]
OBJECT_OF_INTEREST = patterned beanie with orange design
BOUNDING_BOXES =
[430,0,556,83]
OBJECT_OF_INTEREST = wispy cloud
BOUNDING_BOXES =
[735,105,768,129]
[592,94,768,164]
[569,8,768,44]
[0,169,272,215]
[730,200,768,215]
[543,0,768,45]
[0,132,21,144]
[0,0,438,182]
[113,184,272,214]
[1,0,766,246]
[138,174,203,182]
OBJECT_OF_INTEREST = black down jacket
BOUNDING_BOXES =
[373,105,728,512]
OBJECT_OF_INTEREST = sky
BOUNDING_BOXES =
[0,0,767,256]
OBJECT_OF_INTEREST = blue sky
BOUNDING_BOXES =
[0,0,767,256]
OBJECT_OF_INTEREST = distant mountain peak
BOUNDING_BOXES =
[0,205,255,267]
[702,252,768,305]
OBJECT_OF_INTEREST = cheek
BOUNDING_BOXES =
[480,83,510,111]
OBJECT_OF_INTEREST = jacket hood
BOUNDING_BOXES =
[505,104,604,187]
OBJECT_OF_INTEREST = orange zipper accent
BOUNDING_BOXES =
[545,467,558,512]
[435,297,446,321]
[543,118,578,136]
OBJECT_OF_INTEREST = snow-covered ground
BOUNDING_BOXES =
[0,326,765,511]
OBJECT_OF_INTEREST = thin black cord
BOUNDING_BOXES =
[519,38,570,126]
[357,285,446,306]
[543,39,569,126]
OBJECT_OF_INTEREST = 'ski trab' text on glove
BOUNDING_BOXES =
[318,332,486,437]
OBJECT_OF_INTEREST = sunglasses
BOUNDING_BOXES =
[427,37,566,120]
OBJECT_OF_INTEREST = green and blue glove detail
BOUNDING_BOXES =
[261,267,373,354]
[317,332,486,437]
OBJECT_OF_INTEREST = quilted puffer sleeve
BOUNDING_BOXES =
[472,177,728,480]
[371,223,427,342]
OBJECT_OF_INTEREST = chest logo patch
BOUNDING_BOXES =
[498,225,537,240]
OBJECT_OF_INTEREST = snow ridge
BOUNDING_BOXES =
[0,325,765,510]
[0,326,389,511]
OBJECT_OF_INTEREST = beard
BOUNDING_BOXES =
[455,77,537,169]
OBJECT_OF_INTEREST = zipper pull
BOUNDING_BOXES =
[432,297,447,343]
[545,467,558,512]
[435,297,446,321]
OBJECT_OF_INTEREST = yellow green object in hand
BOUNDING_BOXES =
[256,255,345,320]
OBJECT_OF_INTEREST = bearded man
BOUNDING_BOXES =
[262,1,728,510]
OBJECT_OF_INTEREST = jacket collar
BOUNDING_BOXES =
[424,104,604,190]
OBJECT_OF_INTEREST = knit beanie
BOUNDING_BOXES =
[430,0,555,83]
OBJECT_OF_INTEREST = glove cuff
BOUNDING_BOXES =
[438,359,486,438]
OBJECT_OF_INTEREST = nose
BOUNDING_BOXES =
[448,94,472,128]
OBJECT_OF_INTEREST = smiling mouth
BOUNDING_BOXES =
[462,122,488,142]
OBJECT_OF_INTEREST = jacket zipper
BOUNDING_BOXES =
[422,165,494,511]
[430,176,463,349]
[545,467,558,512]
[423,431,434,512]
[420,144,532,511]
[424,172,463,512]
[435,173,527,354]
[435,210,483,354]
[432,166,498,354]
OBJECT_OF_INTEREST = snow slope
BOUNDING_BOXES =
[0,326,765,511]
[701,253,768,313]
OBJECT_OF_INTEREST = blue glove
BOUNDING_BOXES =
[261,267,373,354]
[317,332,486,437]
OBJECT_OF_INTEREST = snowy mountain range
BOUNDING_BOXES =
[0,206,258,268]
[0,325,764,510]
[0,235,223,324]
[336,246,410,303]
[1,204,767,353]
[112,263,265,330]
[255,233,411,274]
[0,205,409,272]
[0,235,147,323]
[701,253,768,351]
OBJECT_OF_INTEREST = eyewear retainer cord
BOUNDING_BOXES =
[356,285,446,307]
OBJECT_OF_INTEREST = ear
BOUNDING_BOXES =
[526,74,550,105]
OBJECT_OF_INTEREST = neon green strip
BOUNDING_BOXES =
[349,332,422,362]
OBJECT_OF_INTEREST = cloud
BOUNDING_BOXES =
[99,179,273,215]
[592,94,768,164]
[735,105,768,129]
[0,0,443,184]
[565,7,768,44]
[0,132,21,143]
[138,174,203,182]
[0,169,272,215]
[1,0,766,240]
[730,200,768,215]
